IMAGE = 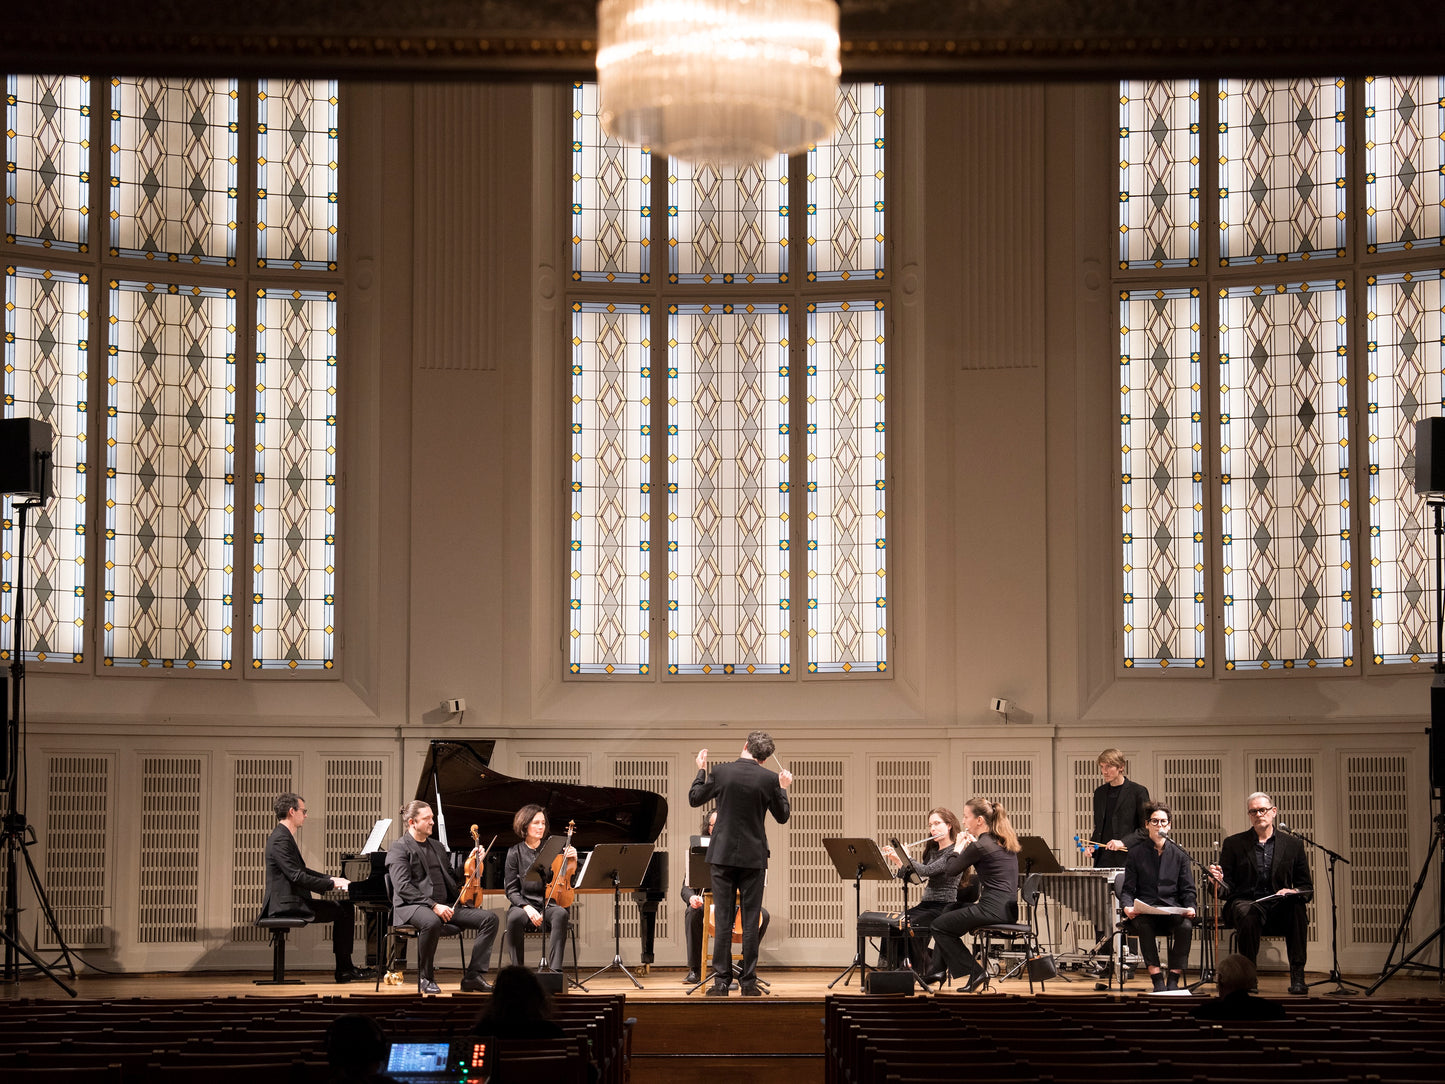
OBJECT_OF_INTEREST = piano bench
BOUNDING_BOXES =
[254,917,309,986]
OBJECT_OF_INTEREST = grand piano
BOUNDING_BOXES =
[344,739,670,962]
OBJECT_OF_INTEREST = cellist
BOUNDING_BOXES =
[503,803,576,970]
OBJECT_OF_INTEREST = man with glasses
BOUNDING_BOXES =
[1208,792,1312,995]
[1121,801,1196,991]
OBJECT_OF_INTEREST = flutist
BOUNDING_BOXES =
[878,808,967,972]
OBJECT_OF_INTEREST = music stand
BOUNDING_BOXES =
[577,843,654,989]
[522,834,569,971]
[886,838,930,983]
[1015,835,1064,874]
[823,837,894,989]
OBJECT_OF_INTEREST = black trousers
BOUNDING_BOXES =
[307,898,357,965]
[1226,895,1308,969]
[709,863,765,987]
[395,903,499,980]
[684,899,770,974]
[505,902,570,968]
[931,895,1016,979]
[1130,913,1193,971]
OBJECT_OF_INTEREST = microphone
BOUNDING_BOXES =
[1277,820,1292,834]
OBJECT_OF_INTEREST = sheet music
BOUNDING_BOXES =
[362,818,392,854]
[1131,900,1188,916]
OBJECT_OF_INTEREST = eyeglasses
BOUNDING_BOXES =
[1147,818,1170,825]
[1246,807,1273,815]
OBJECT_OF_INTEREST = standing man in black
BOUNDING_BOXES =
[386,799,500,995]
[1086,747,1150,987]
[688,731,792,997]
[1208,791,1313,995]
[260,792,372,983]
[680,809,771,984]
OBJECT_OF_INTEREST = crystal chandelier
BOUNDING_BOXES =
[595,0,841,166]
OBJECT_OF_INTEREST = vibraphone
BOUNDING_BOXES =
[1037,866,1131,969]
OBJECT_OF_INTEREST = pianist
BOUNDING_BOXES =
[260,792,373,983]
[387,800,501,995]
[681,809,771,984]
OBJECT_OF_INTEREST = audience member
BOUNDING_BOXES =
[470,965,566,1041]
[1191,954,1287,1021]
[324,1013,400,1083]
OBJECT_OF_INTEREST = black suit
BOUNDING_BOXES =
[261,823,357,968]
[689,758,790,988]
[1215,827,1312,969]
[386,833,499,982]
[1091,777,1150,869]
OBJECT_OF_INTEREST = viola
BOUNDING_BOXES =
[545,820,579,909]
[456,824,495,908]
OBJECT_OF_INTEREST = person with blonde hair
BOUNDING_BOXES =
[924,797,1021,993]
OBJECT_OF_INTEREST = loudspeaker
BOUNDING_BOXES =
[0,418,53,500]
[535,970,565,996]
[864,969,916,994]
[1432,673,1445,790]
[1416,418,1445,496]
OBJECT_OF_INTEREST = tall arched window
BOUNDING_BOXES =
[1117,77,1444,671]
[568,82,888,677]
[4,74,339,671]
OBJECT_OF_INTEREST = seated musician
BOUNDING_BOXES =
[260,792,373,983]
[878,806,965,972]
[681,809,770,984]
[386,800,500,995]
[1121,801,1197,991]
[1207,791,1313,995]
[504,804,577,970]
[926,798,1021,993]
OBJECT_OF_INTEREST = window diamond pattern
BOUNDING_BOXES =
[1367,270,1445,664]
[254,289,336,670]
[809,82,885,283]
[5,74,91,252]
[1119,80,1200,269]
[571,302,649,674]
[670,156,787,284]
[1120,288,1204,668]
[109,77,238,265]
[256,80,338,271]
[105,280,235,668]
[807,301,887,673]
[1219,79,1347,265]
[3,266,89,664]
[668,304,788,674]
[1220,280,1352,669]
[1364,77,1445,254]
[572,82,650,284]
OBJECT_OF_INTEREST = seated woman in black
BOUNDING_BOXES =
[470,965,565,1040]
[503,804,575,970]
[878,806,964,971]
[925,797,1022,993]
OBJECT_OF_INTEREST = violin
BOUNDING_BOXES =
[545,820,579,909]
[456,824,496,908]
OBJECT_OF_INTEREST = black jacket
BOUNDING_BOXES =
[260,823,333,919]
[1216,828,1314,903]
[386,832,459,910]
[1092,777,1151,865]
[688,759,790,869]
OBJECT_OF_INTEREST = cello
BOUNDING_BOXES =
[545,820,579,909]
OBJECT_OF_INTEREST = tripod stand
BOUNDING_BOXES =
[2,498,78,996]
[1286,829,1365,995]
[1368,810,1445,994]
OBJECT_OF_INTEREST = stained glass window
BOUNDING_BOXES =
[253,288,336,669]
[1118,80,1200,270]
[4,74,340,674]
[568,82,888,678]
[1364,77,1445,255]
[104,279,236,669]
[5,74,92,251]
[109,77,239,265]
[1218,79,1347,265]
[1117,75,1443,674]
[2,266,89,663]
[256,79,338,271]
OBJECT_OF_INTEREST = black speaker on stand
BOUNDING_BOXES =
[0,417,75,996]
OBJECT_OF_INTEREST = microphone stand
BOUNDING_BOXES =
[1281,826,1363,995]
[1161,835,1213,992]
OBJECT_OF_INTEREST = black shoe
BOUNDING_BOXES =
[705,984,729,997]
[1288,969,1308,995]
[958,971,988,994]
[1151,972,1166,992]
[1166,972,1181,991]
[739,984,763,997]
[334,965,375,983]
[921,967,948,988]
[418,977,440,995]
[683,971,700,984]
[460,974,493,993]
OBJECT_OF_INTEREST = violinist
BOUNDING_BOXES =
[878,807,965,972]
[503,804,576,970]
[386,800,500,995]
[681,809,771,984]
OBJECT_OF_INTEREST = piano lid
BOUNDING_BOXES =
[413,739,668,855]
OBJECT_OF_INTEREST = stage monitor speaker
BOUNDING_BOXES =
[0,418,54,500]
[1432,673,1445,790]
[535,970,565,995]
[864,969,916,994]
[1416,418,1445,496]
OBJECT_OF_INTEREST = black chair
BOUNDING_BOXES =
[374,872,467,992]
[253,916,308,986]
[972,872,1049,993]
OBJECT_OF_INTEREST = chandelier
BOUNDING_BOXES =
[595,0,841,166]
